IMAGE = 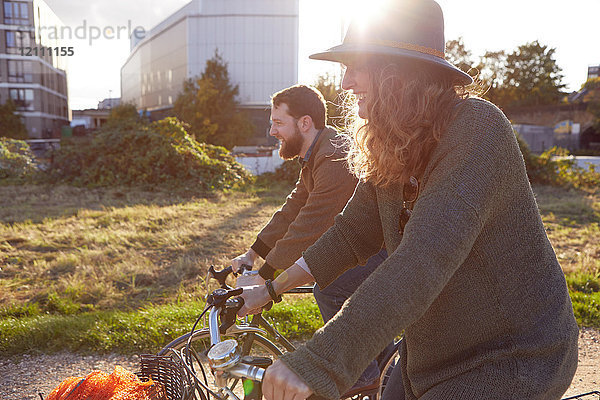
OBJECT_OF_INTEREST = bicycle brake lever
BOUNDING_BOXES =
[208,265,234,289]
[220,296,245,334]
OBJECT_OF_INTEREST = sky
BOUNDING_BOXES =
[42,0,600,111]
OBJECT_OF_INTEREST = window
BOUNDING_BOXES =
[5,30,32,54]
[8,60,33,83]
[4,1,29,25]
[9,88,34,111]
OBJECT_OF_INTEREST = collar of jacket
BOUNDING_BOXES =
[299,127,328,168]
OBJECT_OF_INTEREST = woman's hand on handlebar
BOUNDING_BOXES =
[237,283,271,317]
[263,360,314,400]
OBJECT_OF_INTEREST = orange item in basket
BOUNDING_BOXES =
[46,365,166,400]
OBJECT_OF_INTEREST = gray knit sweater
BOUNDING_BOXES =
[279,98,578,399]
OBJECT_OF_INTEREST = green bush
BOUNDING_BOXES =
[516,134,600,190]
[257,159,301,186]
[47,117,252,190]
[0,138,38,181]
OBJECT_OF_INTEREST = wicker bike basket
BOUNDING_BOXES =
[136,354,190,400]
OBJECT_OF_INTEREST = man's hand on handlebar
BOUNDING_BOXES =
[231,248,258,273]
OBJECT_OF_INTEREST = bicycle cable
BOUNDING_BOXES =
[170,347,217,400]
[184,304,213,397]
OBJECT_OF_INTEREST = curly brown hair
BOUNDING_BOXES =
[346,57,472,187]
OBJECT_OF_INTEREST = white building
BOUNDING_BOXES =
[120,0,299,134]
[232,145,284,175]
[588,65,600,80]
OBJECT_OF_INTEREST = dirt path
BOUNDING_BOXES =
[563,327,600,398]
[1,328,598,399]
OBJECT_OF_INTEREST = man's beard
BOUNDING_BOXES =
[278,126,304,160]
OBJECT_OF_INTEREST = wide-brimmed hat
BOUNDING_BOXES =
[309,0,473,85]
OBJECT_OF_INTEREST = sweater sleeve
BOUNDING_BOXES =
[261,153,360,277]
[302,179,385,288]
[253,171,308,259]
[279,102,520,399]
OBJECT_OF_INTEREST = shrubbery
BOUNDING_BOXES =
[257,159,301,186]
[259,136,600,192]
[0,138,38,181]
[47,117,252,189]
[516,134,599,190]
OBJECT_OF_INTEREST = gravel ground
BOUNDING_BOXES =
[1,328,598,399]
[0,353,138,399]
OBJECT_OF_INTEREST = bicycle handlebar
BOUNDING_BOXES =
[165,266,322,400]
[208,264,253,289]
[202,284,269,400]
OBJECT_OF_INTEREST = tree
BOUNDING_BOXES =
[502,41,566,107]
[103,103,147,131]
[0,99,28,140]
[174,50,254,149]
[445,37,474,74]
[476,50,510,105]
[313,73,345,128]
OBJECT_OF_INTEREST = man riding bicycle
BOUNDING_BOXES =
[231,84,387,397]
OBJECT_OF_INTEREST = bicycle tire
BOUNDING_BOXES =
[159,329,282,399]
[377,341,402,399]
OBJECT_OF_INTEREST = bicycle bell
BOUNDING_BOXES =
[207,339,241,369]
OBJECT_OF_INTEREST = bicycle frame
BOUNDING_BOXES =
[247,313,296,353]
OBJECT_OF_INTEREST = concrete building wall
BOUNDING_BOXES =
[121,0,298,113]
[121,18,188,111]
[187,0,298,106]
[0,0,69,138]
[513,124,555,153]
[505,103,593,132]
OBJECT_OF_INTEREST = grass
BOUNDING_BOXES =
[534,185,600,328]
[0,298,322,356]
[0,184,290,312]
[534,185,600,275]
[0,182,598,355]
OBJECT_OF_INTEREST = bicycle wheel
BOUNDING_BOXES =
[377,341,401,399]
[159,328,282,399]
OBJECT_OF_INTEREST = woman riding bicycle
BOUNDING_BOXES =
[238,1,578,399]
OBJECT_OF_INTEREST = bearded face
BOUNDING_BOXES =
[270,103,307,160]
[278,123,304,160]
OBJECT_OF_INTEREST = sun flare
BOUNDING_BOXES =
[341,0,390,31]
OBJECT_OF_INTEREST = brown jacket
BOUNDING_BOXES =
[254,127,358,280]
